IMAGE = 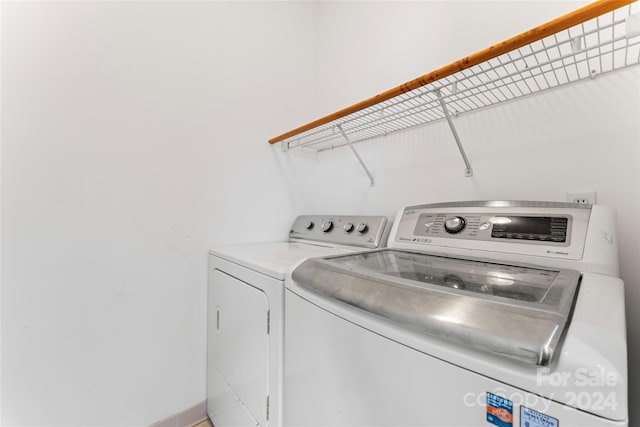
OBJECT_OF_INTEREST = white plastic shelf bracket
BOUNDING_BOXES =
[435,89,473,177]
[337,124,375,187]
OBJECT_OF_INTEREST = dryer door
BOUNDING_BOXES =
[208,269,270,426]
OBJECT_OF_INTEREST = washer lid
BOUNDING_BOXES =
[292,249,581,366]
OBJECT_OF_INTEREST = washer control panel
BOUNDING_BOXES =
[413,212,570,244]
[392,201,593,260]
[290,215,389,249]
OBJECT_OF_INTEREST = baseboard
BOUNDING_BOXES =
[149,400,208,427]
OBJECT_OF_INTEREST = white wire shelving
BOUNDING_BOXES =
[269,0,640,185]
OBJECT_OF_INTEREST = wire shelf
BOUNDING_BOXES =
[277,2,639,153]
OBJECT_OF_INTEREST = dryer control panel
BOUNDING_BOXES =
[289,215,389,249]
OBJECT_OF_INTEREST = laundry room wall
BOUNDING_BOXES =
[281,0,640,423]
[1,1,317,425]
[3,1,638,426]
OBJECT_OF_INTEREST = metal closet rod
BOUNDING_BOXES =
[268,0,636,145]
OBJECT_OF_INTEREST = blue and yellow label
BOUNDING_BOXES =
[487,392,513,427]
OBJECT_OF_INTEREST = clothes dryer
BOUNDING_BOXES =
[207,215,389,427]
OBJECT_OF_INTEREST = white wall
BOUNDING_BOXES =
[1,2,316,425]
[313,0,593,114]
[291,0,639,424]
[2,1,639,426]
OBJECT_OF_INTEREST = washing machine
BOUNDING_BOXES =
[206,214,390,427]
[285,201,627,426]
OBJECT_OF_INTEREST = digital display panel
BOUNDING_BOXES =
[491,216,568,243]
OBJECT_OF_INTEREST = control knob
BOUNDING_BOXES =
[444,216,466,234]
[322,221,334,232]
[356,223,368,234]
[304,221,314,230]
[343,223,354,233]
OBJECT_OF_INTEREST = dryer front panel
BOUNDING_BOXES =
[208,269,270,426]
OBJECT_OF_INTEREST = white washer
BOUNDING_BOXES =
[285,201,627,427]
[206,215,389,427]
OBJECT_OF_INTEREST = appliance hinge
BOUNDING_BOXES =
[266,395,270,420]
[266,311,270,335]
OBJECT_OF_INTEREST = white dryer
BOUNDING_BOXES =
[285,201,627,427]
[206,215,389,427]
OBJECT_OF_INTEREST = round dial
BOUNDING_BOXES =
[356,223,369,234]
[343,222,354,233]
[444,216,466,234]
[321,221,334,232]
[304,221,314,230]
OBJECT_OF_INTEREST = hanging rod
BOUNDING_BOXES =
[269,0,637,148]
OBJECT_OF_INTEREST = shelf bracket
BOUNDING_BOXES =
[570,36,584,53]
[435,89,473,177]
[336,124,375,186]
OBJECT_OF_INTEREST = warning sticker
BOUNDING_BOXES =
[520,406,559,427]
[487,392,513,427]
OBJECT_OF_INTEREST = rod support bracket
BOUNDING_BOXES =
[435,90,474,178]
[337,125,375,187]
[570,36,584,53]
